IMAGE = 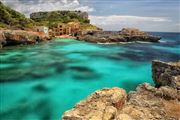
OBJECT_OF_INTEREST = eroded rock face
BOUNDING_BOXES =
[152,60,180,89]
[77,28,161,43]
[62,60,180,120]
[0,30,50,48]
[62,87,126,120]
[120,83,180,120]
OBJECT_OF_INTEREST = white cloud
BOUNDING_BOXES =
[89,15,177,32]
[2,0,94,17]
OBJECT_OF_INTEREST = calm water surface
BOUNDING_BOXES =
[0,32,180,120]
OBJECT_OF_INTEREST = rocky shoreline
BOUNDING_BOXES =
[62,60,180,120]
[0,30,51,48]
[0,28,161,48]
[77,28,161,43]
[0,28,162,49]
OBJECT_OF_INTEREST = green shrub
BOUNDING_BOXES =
[0,1,34,29]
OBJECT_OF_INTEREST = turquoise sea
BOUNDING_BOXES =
[0,32,180,120]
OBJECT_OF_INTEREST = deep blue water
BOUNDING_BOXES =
[0,32,180,120]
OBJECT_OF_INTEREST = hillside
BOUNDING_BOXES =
[30,11,90,25]
[30,11,101,31]
[0,1,34,29]
[0,1,101,31]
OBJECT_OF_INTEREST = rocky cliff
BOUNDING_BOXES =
[62,60,180,120]
[0,30,50,48]
[77,28,161,43]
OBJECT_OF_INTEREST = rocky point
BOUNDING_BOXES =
[77,28,161,44]
[0,30,50,48]
[62,60,180,120]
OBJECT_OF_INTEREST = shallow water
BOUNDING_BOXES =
[0,32,180,120]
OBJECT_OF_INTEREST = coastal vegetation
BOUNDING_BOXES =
[0,1,100,48]
[31,11,90,25]
[0,1,34,29]
[30,11,100,31]
[0,2,98,31]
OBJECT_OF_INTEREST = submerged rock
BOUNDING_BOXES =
[77,28,161,44]
[62,60,180,120]
[0,98,52,120]
[32,83,49,93]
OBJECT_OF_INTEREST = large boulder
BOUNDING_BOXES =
[62,87,127,120]
[152,60,180,89]
[0,30,49,48]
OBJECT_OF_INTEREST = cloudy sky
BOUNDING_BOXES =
[2,0,180,32]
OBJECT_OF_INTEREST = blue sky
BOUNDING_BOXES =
[2,0,180,32]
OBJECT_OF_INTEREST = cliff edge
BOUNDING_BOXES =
[62,60,180,120]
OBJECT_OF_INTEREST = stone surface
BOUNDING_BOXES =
[62,61,180,120]
[62,87,126,120]
[120,83,180,120]
[152,60,180,89]
[77,28,161,43]
[0,30,50,48]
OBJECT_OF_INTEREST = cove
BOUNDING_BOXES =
[0,32,180,120]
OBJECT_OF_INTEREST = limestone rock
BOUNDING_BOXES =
[152,60,180,89]
[77,28,161,43]
[117,114,133,120]
[62,87,127,120]
[102,106,117,120]
[155,86,178,100]
[119,83,180,120]
[0,30,49,48]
